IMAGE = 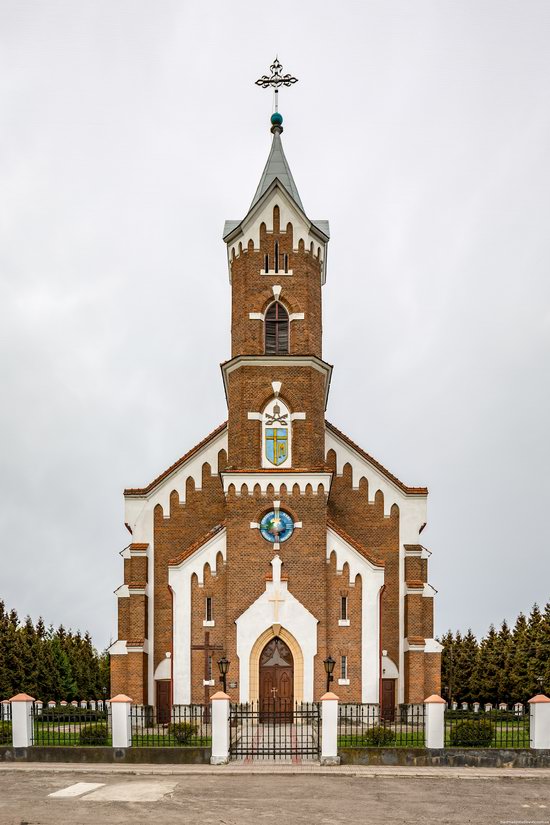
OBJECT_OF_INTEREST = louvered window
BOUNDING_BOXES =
[265,302,289,354]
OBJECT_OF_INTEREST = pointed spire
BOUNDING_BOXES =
[250,113,304,212]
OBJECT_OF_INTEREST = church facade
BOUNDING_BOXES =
[109,112,441,717]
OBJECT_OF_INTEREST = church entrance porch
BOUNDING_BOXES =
[229,699,320,762]
[259,637,293,722]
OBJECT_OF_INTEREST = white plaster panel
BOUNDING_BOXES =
[154,658,171,680]
[327,527,385,703]
[381,655,399,679]
[168,529,227,705]
[226,186,327,282]
[108,640,127,656]
[424,638,443,653]
[222,472,332,495]
[235,579,318,702]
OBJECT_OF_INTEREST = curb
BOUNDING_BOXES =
[1,763,550,779]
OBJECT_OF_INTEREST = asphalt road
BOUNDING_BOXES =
[1,768,549,825]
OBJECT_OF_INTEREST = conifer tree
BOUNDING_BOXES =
[455,629,479,702]
[509,612,530,701]
[439,630,454,702]
[525,604,544,697]
[496,620,513,703]
[19,616,40,698]
[1,609,25,699]
[50,635,76,700]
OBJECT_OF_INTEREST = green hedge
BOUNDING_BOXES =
[449,719,495,747]
[0,721,12,745]
[167,722,198,744]
[359,725,396,746]
[79,724,109,745]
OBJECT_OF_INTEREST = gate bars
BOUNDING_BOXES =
[230,700,320,760]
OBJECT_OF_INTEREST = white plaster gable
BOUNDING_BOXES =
[124,426,228,538]
[235,555,318,702]
[325,425,427,525]
[226,184,327,281]
[326,526,384,581]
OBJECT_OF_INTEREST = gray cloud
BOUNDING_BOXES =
[1,0,549,649]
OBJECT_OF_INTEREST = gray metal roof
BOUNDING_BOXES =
[311,220,330,239]
[250,132,304,212]
[223,220,240,238]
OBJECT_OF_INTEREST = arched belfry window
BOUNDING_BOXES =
[265,301,289,355]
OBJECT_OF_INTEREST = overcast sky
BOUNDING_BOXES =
[1,1,549,651]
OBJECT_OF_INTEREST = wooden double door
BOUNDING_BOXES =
[259,637,294,721]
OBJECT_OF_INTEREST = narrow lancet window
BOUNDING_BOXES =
[274,241,279,273]
[265,301,289,354]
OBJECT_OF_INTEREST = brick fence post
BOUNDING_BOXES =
[9,693,35,748]
[320,691,340,765]
[110,694,132,749]
[210,691,230,765]
[528,694,550,750]
[424,694,445,749]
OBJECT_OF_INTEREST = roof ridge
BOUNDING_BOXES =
[250,132,304,212]
[325,420,428,495]
[124,421,227,497]
[168,522,226,567]
[327,519,385,567]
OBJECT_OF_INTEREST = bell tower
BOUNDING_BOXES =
[222,109,331,472]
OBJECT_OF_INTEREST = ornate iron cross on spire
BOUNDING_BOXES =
[255,57,298,114]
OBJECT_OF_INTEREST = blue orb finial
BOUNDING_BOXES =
[270,111,283,134]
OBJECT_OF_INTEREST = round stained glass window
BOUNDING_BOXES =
[260,510,294,543]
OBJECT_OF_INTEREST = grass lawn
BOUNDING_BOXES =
[338,720,530,750]
[444,720,530,748]
[32,730,112,746]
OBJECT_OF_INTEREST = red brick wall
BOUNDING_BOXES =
[226,366,326,469]
[222,485,330,702]
[326,552,362,702]
[230,206,323,358]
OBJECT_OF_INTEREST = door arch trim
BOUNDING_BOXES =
[249,625,304,703]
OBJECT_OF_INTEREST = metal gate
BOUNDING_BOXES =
[230,700,320,760]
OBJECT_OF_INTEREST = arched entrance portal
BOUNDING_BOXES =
[259,637,294,721]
